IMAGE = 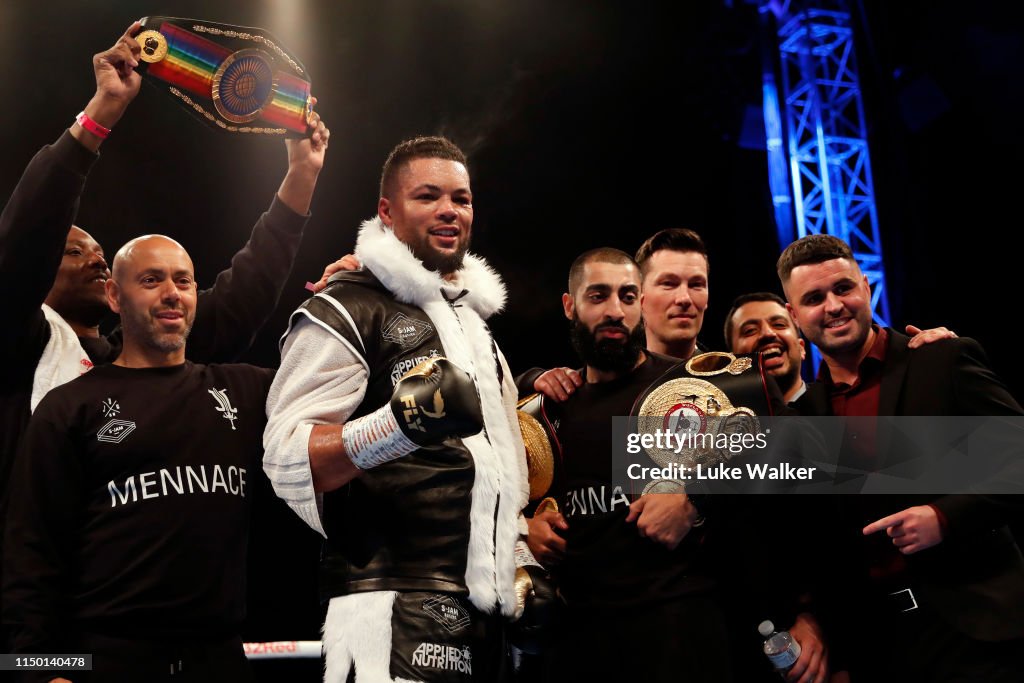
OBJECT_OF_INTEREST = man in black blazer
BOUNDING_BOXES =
[778,234,1024,681]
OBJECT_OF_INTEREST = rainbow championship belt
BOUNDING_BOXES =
[136,16,313,137]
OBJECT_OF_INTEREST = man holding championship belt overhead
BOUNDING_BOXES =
[131,15,315,137]
[6,231,277,682]
[264,136,551,682]
[0,20,329,645]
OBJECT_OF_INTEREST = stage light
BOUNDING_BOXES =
[260,0,308,53]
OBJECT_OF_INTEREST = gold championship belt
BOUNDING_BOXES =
[630,352,773,492]
[135,16,314,136]
[517,393,563,503]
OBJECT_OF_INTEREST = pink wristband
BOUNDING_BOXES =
[75,111,111,139]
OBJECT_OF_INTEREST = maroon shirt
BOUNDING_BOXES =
[822,325,888,418]
[819,326,887,469]
[819,326,946,581]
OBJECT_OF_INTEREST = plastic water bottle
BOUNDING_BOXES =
[758,619,801,675]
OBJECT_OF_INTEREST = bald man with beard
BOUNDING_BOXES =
[3,235,274,681]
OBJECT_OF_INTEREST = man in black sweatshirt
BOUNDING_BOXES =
[524,247,729,682]
[4,232,277,681]
[0,23,329,640]
[0,20,328,525]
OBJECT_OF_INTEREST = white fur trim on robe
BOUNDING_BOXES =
[324,592,425,683]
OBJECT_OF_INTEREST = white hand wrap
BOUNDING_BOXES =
[342,405,419,470]
[515,538,543,569]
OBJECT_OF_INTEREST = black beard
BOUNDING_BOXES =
[570,314,645,374]
[755,343,801,396]
[421,249,466,275]
[771,366,800,396]
[410,237,468,275]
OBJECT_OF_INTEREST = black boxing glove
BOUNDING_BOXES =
[343,357,483,469]
[509,564,562,654]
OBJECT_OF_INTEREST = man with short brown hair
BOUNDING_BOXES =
[779,233,1024,681]
[635,228,710,361]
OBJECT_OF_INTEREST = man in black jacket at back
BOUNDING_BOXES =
[779,234,1024,681]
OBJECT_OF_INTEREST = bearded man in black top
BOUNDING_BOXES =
[525,248,730,682]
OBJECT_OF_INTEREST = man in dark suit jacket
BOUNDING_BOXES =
[778,234,1024,682]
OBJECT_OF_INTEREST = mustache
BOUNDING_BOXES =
[595,321,629,334]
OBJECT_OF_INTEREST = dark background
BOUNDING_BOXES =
[3,0,1022,675]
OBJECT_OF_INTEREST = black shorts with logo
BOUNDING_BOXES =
[386,592,508,683]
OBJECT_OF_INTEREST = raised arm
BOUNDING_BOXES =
[0,22,141,346]
[186,114,330,362]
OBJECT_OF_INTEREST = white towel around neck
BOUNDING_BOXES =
[31,303,93,412]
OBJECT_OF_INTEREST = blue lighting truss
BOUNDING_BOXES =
[761,0,891,328]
